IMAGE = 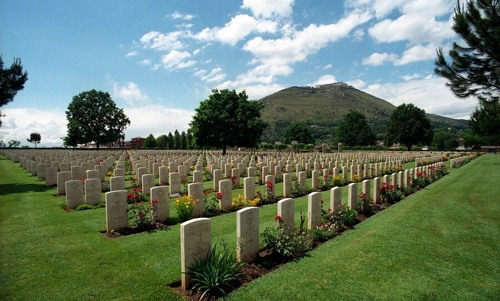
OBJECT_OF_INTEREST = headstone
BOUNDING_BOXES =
[114,168,125,177]
[57,171,72,195]
[247,167,255,178]
[169,172,181,195]
[110,176,126,191]
[283,173,292,198]
[86,169,100,179]
[298,171,307,190]
[180,218,211,290]
[330,187,341,213]
[192,171,203,183]
[213,169,222,191]
[373,177,380,203]
[348,183,358,210]
[137,167,147,182]
[105,190,128,232]
[311,170,319,190]
[236,207,259,262]
[219,179,232,211]
[362,180,370,197]
[142,174,155,196]
[85,178,102,205]
[231,168,240,189]
[65,180,84,209]
[308,192,322,230]
[151,186,169,222]
[274,165,282,182]
[277,198,294,235]
[37,163,47,180]
[159,166,169,185]
[244,177,255,201]
[188,182,204,217]
[45,167,57,187]
[71,166,82,180]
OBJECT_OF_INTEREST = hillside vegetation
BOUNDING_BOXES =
[258,83,468,143]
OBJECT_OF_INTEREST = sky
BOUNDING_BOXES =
[0,0,478,147]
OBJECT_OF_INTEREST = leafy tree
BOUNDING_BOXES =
[432,130,459,150]
[27,132,41,148]
[434,0,500,103]
[283,122,315,144]
[143,134,158,149]
[469,100,500,145]
[174,130,181,149]
[337,111,376,146]
[460,128,483,149]
[167,132,174,149]
[156,134,168,149]
[65,90,130,150]
[386,103,433,151]
[0,56,28,126]
[8,140,20,148]
[186,130,193,149]
[190,89,267,155]
[180,131,187,149]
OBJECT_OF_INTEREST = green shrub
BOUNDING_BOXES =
[186,243,245,299]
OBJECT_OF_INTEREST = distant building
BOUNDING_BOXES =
[125,137,146,149]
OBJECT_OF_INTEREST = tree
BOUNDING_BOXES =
[143,134,158,149]
[0,56,28,126]
[385,103,433,151]
[7,140,20,148]
[27,132,41,148]
[468,100,500,145]
[434,0,500,103]
[432,130,459,150]
[180,131,188,149]
[157,134,168,149]
[65,90,130,150]
[189,89,267,155]
[283,122,315,145]
[174,130,181,149]
[337,111,376,146]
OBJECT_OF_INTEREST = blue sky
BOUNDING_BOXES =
[1,0,477,146]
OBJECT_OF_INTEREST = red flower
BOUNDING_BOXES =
[275,215,282,222]
[131,178,136,183]
[217,192,223,199]
[138,212,145,217]
[150,199,158,205]
[265,180,273,189]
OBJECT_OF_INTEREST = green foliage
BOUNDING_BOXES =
[174,195,197,222]
[142,134,158,149]
[283,122,315,144]
[186,242,245,299]
[357,192,374,216]
[337,111,376,146]
[27,132,41,148]
[7,140,20,148]
[469,100,500,145]
[261,216,314,260]
[156,134,169,149]
[432,130,459,150]
[190,89,267,154]
[434,0,500,103]
[333,204,358,227]
[380,183,403,204]
[386,103,433,150]
[0,56,28,126]
[128,200,157,230]
[65,90,130,149]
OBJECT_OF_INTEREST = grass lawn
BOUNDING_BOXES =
[0,154,498,300]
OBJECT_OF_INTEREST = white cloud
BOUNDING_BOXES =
[126,51,137,57]
[309,74,337,86]
[345,79,367,89]
[124,105,194,138]
[112,81,149,105]
[364,77,477,119]
[241,0,294,19]
[170,11,194,20]
[323,64,332,70]
[402,73,421,81]
[160,50,196,70]
[194,67,226,83]
[362,52,398,66]
[0,108,67,147]
[139,31,184,51]
[194,14,277,46]
[395,43,437,65]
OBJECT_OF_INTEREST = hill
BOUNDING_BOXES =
[257,83,469,143]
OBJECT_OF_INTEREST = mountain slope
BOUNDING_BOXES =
[257,83,468,143]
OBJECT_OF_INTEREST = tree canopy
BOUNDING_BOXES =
[0,56,28,126]
[65,90,130,149]
[385,103,433,151]
[27,132,41,148]
[337,111,376,146]
[143,134,158,149]
[283,122,315,145]
[469,100,500,145]
[432,130,459,150]
[189,89,267,154]
[434,0,500,103]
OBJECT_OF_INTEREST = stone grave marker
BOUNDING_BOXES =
[236,207,259,262]
[105,190,128,232]
[66,180,84,209]
[180,218,211,290]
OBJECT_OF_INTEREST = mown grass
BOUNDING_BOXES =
[0,155,498,300]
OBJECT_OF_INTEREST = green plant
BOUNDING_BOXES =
[128,200,157,230]
[203,192,220,215]
[174,195,197,222]
[186,242,246,300]
[261,215,313,260]
[380,183,403,204]
[333,204,358,227]
[357,192,374,216]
